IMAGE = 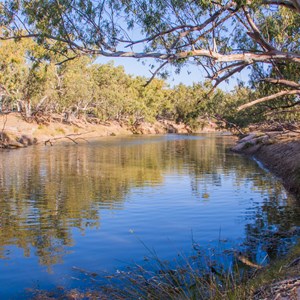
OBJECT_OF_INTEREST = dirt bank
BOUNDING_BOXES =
[0,113,216,149]
[254,140,300,198]
[232,131,300,199]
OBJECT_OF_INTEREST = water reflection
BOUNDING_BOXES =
[0,134,299,296]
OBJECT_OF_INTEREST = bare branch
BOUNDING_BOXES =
[265,108,300,116]
[176,10,237,50]
[144,61,168,87]
[44,131,93,146]
[56,55,80,65]
[93,48,300,65]
[125,24,193,48]
[176,3,235,40]
[214,114,245,135]
[262,78,300,89]
[1,26,300,65]
[262,0,300,13]
[125,3,235,49]
[212,62,247,78]
[242,7,275,51]
[237,90,300,111]
[208,64,248,95]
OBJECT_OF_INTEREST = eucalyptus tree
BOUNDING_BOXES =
[0,37,53,116]
[0,0,299,114]
[90,62,139,121]
[0,37,176,124]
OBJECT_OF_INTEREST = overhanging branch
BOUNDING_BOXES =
[262,78,300,89]
[237,90,300,111]
[208,63,248,95]
[144,61,168,87]
[262,0,300,13]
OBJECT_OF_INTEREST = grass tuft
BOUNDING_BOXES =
[27,239,300,300]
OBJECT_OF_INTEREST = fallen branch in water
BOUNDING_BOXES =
[44,131,94,146]
[235,253,263,269]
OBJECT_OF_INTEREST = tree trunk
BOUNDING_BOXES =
[20,99,32,117]
[24,99,32,118]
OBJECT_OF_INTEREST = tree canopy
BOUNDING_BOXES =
[0,0,299,111]
[0,37,214,128]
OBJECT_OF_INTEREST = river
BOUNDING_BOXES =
[0,134,299,298]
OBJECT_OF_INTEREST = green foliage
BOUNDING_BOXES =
[0,37,52,116]
[1,0,299,123]
[0,38,201,125]
[169,83,205,126]
[0,36,298,130]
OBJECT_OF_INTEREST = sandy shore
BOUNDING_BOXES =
[1,113,213,148]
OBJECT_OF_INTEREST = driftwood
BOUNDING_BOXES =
[235,253,263,269]
[44,131,94,146]
[253,277,300,300]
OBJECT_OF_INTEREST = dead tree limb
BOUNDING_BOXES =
[44,131,94,146]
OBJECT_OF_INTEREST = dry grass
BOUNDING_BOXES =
[230,241,300,299]
[25,238,300,300]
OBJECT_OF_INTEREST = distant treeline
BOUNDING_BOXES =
[0,39,298,130]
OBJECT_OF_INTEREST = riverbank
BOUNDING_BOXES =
[232,131,300,198]
[223,240,300,299]
[0,113,218,149]
[30,241,300,300]
[230,130,300,299]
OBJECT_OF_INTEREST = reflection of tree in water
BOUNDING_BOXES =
[160,136,300,263]
[242,192,300,263]
[0,135,299,268]
[0,141,167,266]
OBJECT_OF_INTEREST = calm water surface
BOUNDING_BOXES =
[0,134,299,298]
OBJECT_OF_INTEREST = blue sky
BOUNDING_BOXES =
[96,56,250,91]
[95,56,204,86]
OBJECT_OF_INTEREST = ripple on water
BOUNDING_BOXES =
[0,134,299,299]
